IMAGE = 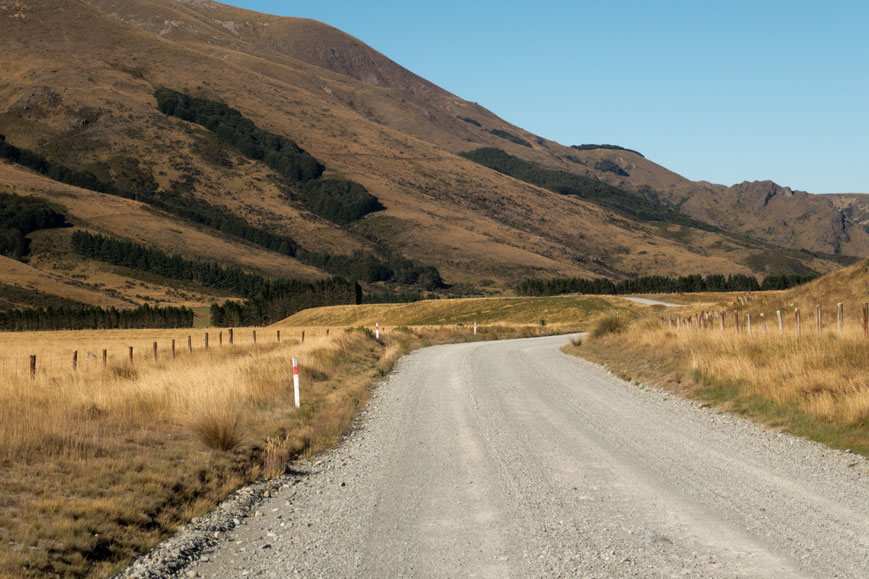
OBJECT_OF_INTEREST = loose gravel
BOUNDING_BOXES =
[118,334,869,578]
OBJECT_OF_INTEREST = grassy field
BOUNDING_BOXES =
[0,294,606,578]
[277,294,643,327]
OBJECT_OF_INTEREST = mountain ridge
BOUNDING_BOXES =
[0,0,864,311]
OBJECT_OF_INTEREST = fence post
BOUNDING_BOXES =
[277,330,281,343]
[292,357,300,408]
[817,305,822,335]
[761,313,767,335]
[205,332,209,350]
[30,355,36,379]
[229,328,233,345]
[720,312,725,331]
[747,314,752,336]
[171,339,176,359]
[129,346,133,362]
[326,328,330,336]
[253,330,257,344]
[375,322,380,341]
[837,303,844,336]
[72,350,78,371]
[474,321,477,336]
[777,310,783,336]
[152,342,157,362]
[796,309,801,337]
[187,336,192,354]
[301,330,305,343]
[219,331,223,346]
[102,349,107,368]
[864,302,869,335]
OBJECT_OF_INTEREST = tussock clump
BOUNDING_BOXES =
[591,314,628,338]
[188,402,244,451]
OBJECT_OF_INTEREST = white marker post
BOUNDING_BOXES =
[474,322,477,336]
[375,322,380,341]
[292,357,300,408]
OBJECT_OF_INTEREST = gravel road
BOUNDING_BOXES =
[141,334,868,578]
[621,297,680,307]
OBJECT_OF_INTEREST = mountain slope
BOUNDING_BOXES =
[0,0,861,312]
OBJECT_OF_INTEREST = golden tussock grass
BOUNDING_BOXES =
[0,320,568,578]
[571,309,869,455]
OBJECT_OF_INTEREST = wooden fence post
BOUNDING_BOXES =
[301,330,305,343]
[205,332,209,350]
[720,311,725,331]
[277,330,281,343]
[837,303,844,336]
[253,330,257,344]
[30,355,36,379]
[171,339,176,359]
[129,346,133,362]
[796,308,801,337]
[102,349,107,368]
[326,328,330,336]
[777,310,783,336]
[187,336,192,354]
[72,350,78,371]
[817,305,822,335]
[219,331,223,346]
[864,302,869,335]
[152,342,157,362]
[229,328,233,345]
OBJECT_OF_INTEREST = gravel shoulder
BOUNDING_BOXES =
[120,334,869,578]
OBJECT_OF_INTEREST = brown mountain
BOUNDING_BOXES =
[0,0,864,309]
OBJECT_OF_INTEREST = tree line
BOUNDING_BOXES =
[571,144,644,158]
[515,273,817,296]
[71,231,360,325]
[210,277,361,326]
[0,192,68,259]
[460,147,715,231]
[0,303,193,332]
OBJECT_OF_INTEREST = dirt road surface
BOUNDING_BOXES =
[185,334,869,578]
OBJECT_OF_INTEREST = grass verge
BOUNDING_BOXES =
[567,315,869,457]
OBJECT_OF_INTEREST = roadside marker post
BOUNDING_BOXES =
[747,314,752,336]
[474,322,477,336]
[760,313,767,335]
[376,322,380,341]
[777,310,783,336]
[292,357,300,408]
[796,309,801,337]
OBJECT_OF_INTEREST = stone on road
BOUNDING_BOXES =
[191,334,869,578]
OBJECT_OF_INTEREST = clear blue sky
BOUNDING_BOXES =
[223,1,868,193]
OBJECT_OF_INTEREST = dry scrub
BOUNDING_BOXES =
[571,313,869,455]
[0,322,564,578]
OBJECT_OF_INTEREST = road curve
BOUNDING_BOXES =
[622,296,681,307]
[193,334,869,578]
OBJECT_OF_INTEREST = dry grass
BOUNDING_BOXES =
[571,309,869,455]
[0,319,570,577]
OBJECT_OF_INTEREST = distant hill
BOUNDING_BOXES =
[0,0,864,311]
